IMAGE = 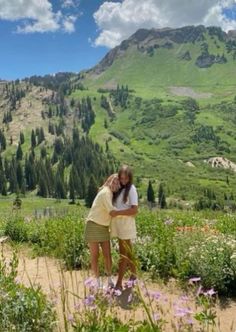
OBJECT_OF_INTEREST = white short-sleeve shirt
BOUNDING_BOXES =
[114,184,138,210]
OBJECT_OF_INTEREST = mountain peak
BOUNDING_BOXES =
[91,25,235,75]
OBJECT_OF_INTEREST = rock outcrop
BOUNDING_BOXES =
[207,157,236,172]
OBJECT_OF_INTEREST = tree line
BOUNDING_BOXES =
[0,127,116,202]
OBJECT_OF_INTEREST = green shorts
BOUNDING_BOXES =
[84,220,110,243]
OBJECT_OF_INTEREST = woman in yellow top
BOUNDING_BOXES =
[84,174,120,288]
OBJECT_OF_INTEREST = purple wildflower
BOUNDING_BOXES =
[164,218,173,225]
[175,307,193,317]
[83,294,95,306]
[153,313,160,321]
[84,277,95,287]
[114,289,122,297]
[67,314,75,323]
[74,303,80,311]
[150,291,162,301]
[204,288,216,297]
[128,293,133,303]
[180,295,189,302]
[189,277,201,284]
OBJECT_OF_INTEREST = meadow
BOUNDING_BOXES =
[0,198,236,331]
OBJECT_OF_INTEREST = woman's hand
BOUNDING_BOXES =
[110,210,117,217]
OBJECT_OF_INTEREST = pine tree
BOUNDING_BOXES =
[31,129,36,148]
[20,131,25,144]
[9,161,18,193]
[147,180,155,204]
[158,183,167,209]
[226,176,229,185]
[16,143,23,160]
[69,170,75,203]
[85,176,97,207]
[40,146,47,159]
[55,177,66,199]
[38,127,45,144]
[16,162,23,189]
[104,118,108,129]
[0,130,6,151]
[38,175,48,197]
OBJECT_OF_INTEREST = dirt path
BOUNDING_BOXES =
[2,244,236,332]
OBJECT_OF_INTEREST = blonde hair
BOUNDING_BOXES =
[100,173,119,191]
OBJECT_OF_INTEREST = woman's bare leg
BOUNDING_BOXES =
[116,239,136,289]
[89,242,99,278]
[100,241,112,276]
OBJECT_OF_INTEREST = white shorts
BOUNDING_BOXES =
[111,216,137,240]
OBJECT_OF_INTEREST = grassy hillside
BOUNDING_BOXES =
[84,26,236,100]
[0,26,236,207]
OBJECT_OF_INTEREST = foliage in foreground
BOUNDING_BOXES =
[0,251,56,332]
[2,209,236,295]
[68,277,219,332]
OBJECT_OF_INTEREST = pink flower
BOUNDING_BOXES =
[67,314,74,323]
[83,295,95,306]
[164,218,173,225]
[114,289,122,297]
[189,277,201,284]
[153,313,160,321]
[174,307,193,317]
[204,288,216,297]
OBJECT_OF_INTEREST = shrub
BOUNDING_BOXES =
[0,252,56,331]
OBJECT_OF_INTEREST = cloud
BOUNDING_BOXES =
[62,0,80,9]
[94,0,236,48]
[0,0,79,33]
[62,15,77,33]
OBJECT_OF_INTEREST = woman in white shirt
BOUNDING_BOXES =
[110,165,138,290]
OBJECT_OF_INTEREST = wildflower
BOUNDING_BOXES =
[83,294,95,306]
[84,277,94,287]
[128,293,132,303]
[114,289,122,297]
[204,288,216,297]
[164,218,173,225]
[67,314,74,323]
[15,277,20,284]
[153,313,160,321]
[175,307,193,317]
[125,279,137,288]
[180,295,189,302]
[189,277,201,284]
[74,303,80,311]
[150,291,162,300]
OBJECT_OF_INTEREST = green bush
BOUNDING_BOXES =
[4,212,89,269]
[0,252,56,332]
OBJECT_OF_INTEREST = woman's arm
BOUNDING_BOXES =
[110,205,138,217]
[102,188,117,214]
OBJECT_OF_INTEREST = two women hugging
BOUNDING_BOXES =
[84,165,138,290]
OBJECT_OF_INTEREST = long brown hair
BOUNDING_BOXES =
[113,165,133,203]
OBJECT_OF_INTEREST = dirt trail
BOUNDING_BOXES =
[2,244,236,332]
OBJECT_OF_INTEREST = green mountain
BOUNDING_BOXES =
[84,25,236,99]
[1,25,236,207]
